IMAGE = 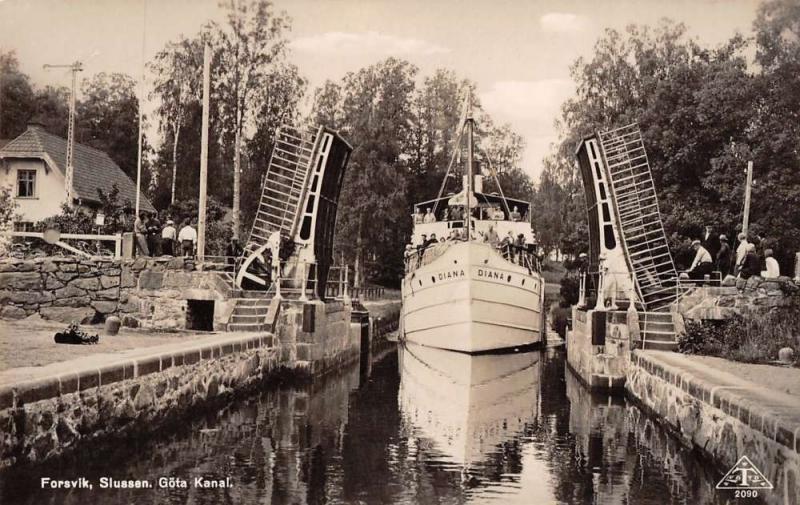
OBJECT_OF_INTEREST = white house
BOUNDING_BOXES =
[0,122,155,229]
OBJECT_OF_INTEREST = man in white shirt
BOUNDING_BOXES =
[161,219,177,256]
[178,219,197,257]
[688,239,713,283]
[762,248,780,278]
[423,208,436,224]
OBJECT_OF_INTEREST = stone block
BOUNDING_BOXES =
[0,271,42,290]
[8,291,51,304]
[0,305,26,319]
[52,296,92,308]
[40,306,95,324]
[93,288,119,301]
[54,271,78,283]
[139,271,164,290]
[99,275,120,289]
[71,277,101,291]
[58,373,79,395]
[0,385,14,410]
[120,269,136,288]
[54,285,86,299]
[91,301,118,314]
[44,275,64,290]
[18,378,60,404]
[58,262,78,272]
[136,356,160,376]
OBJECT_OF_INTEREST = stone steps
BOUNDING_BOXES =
[226,295,273,331]
[638,310,677,351]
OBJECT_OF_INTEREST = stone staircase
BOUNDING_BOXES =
[638,311,677,351]
[226,291,272,332]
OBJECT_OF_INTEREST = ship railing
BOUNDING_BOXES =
[404,241,453,274]
[498,243,541,273]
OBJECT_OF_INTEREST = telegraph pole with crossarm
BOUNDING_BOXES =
[43,61,83,206]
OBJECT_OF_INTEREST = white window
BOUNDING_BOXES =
[17,169,36,198]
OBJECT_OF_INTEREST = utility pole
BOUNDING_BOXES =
[197,44,211,263]
[43,61,83,206]
[742,160,753,236]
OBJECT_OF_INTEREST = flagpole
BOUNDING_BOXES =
[197,44,211,262]
[134,0,147,218]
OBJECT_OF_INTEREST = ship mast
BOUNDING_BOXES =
[465,91,473,239]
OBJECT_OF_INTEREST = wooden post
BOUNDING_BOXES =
[197,44,211,263]
[742,160,753,236]
[114,234,122,259]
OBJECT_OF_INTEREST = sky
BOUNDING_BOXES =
[0,0,761,181]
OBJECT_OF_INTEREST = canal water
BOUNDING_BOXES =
[2,345,743,505]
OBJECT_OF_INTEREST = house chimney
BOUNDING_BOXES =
[26,116,48,131]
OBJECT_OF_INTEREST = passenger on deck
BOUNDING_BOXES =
[426,233,438,248]
[450,205,463,221]
[413,208,424,224]
[423,208,437,223]
[510,206,521,221]
[515,233,526,248]
[485,226,499,246]
[490,206,505,220]
[418,234,428,252]
[442,208,449,221]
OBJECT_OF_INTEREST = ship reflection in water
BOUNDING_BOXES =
[398,344,540,476]
[1,347,738,505]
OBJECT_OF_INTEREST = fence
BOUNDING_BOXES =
[0,231,122,258]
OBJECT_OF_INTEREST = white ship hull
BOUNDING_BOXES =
[401,241,544,353]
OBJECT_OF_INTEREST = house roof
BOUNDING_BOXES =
[0,125,155,213]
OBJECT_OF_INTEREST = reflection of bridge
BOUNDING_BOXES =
[576,123,678,350]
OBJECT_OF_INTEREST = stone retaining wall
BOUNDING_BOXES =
[626,350,800,505]
[0,257,233,330]
[677,276,799,322]
[0,332,282,468]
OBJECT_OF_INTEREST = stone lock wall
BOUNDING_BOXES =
[274,300,360,377]
[627,351,800,505]
[566,308,631,391]
[0,333,281,468]
[0,257,234,330]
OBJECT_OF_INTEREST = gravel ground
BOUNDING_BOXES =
[0,316,210,372]
[682,354,800,398]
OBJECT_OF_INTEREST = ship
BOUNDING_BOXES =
[400,95,545,353]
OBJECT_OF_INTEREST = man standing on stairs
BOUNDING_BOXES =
[687,240,713,283]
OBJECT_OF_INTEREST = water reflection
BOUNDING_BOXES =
[398,344,539,471]
[0,347,741,505]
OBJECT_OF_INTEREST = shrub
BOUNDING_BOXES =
[560,276,579,306]
[680,308,800,364]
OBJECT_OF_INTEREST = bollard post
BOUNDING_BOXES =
[299,261,308,302]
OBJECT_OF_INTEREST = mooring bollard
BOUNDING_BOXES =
[104,315,121,336]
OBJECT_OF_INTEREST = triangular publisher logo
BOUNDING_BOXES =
[716,456,773,490]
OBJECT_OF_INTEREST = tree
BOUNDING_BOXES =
[242,62,306,229]
[149,36,205,204]
[77,72,144,181]
[213,0,292,239]
[334,58,418,286]
[0,50,36,139]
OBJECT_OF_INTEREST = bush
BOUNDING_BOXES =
[559,276,579,306]
[680,308,800,364]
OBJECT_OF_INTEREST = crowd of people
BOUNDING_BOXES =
[685,232,781,284]
[413,203,526,224]
[132,211,202,258]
